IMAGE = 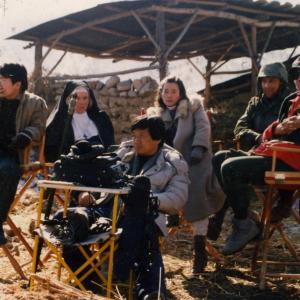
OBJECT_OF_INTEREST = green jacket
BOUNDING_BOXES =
[15,91,48,142]
[234,87,289,150]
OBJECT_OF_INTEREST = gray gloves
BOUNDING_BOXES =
[190,146,206,165]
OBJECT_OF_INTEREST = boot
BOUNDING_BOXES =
[222,217,259,255]
[192,235,207,274]
[207,203,228,241]
[270,196,295,223]
[0,223,7,245]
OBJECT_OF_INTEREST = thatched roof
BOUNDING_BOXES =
[9,0,300,62]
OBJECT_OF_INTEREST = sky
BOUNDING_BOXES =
[1,0,300,92]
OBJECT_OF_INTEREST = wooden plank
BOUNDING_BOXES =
[214,69,251,75]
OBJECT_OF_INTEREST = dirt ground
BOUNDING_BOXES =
[0,189,300,300]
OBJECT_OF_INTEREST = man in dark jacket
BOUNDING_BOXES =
[208,62,289,241]
[234,62,289,150]
[0,63,47,244]
[214,57,300,255]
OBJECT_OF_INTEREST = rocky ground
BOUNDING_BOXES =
[0,188,300,299]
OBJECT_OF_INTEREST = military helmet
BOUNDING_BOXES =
[258,62,288,83]
[289,56,300,80]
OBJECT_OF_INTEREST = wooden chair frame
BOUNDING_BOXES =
[251,145,300,290]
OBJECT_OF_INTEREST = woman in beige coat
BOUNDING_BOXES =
[147,76,224,274]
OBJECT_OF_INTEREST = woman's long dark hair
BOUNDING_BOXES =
[156,76,188,108]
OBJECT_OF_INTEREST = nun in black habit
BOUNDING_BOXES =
[45,81,115,162]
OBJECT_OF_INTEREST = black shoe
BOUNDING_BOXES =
[166,214,180,227]
[270,205,292,223]
[0,225,7,245]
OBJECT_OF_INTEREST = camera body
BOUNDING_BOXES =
[54,150,129,188]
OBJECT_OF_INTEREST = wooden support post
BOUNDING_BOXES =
[156,12,168,80]
[32,42,43,94]
[257,22,275,65]
[251,25,258,95]
[204,60,211,108]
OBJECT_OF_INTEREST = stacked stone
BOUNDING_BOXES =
[48,76,158,143]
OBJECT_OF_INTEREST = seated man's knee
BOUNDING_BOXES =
[220,158,241,186]
[212,150,230,170]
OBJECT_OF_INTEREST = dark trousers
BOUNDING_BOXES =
[0,152,21,223]
[213,150,294,219]
[115,210,166,299]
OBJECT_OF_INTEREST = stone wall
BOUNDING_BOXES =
[46,75,158,143]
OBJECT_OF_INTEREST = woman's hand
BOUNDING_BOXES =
[78,192,96,207]
[274,116,300,135]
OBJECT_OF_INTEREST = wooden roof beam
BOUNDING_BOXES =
[46,8,151,43]
[63,18,137,39]
[176,25,239,49]
[163,9,199,59]
[178,0,299,19]
[45,50,67,78]
[166,15,208,34]
[104,4,179,26]
[151,5,300,28]
[210,44,234,74]
[257,22,276,65]
[131,10,160,51]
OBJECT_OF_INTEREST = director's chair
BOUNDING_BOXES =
[251,145,300,290]
[30,180,129,299]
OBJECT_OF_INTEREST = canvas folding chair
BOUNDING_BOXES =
[1,136,47,279]
[251,145,300,290]
[30,180,129,299]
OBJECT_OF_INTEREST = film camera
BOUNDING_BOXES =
[54,140,129,188]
